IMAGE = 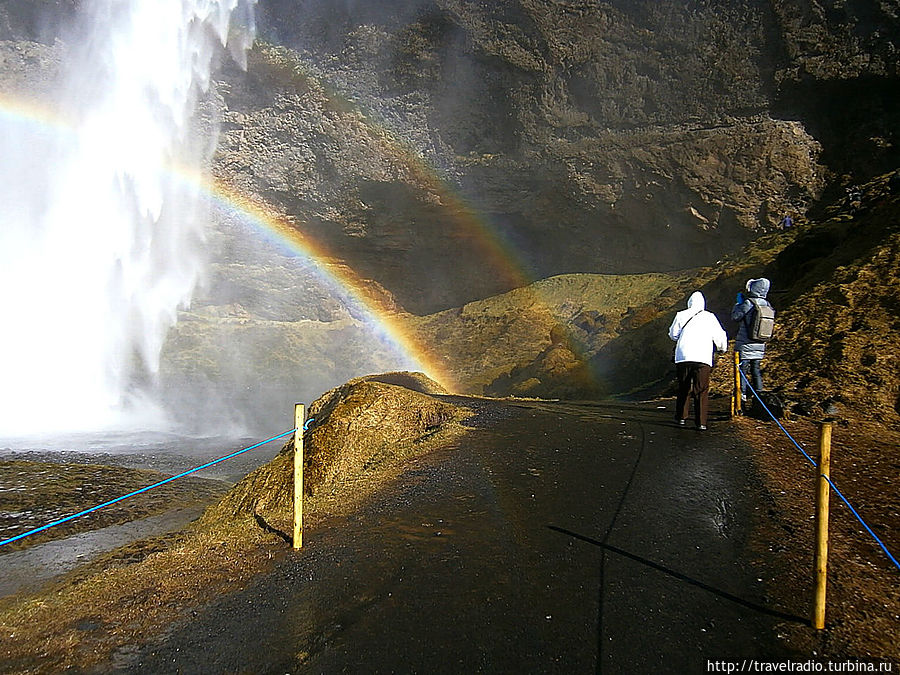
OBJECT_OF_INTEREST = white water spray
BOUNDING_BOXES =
[0,0,256,435]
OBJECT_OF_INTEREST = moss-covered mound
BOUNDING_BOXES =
[203,372,465,535]
[406,272,679,397]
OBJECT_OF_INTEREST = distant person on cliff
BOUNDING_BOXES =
[732,278,775,405]
[668,291,728,431]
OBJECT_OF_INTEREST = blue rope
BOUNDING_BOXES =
[0,428,297,548]
[738,367,816,467]
[823,475,900,571]
[737,364,899,572]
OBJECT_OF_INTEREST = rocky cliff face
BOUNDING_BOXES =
[769,0,900,182]
[192,0,892,313]
[1,0,897,412]
[218,0,842,312]
[2,3,896,314]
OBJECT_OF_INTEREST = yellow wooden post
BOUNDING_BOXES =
[293,403,304,550]
[733,351,742,416]
[813,420,832,629]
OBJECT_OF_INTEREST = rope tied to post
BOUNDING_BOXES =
[738,369,899,572]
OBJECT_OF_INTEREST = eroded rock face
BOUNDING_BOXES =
[2,1,897,407]
[214,0,844,312]
[0,1,77,44]
[769,0,900,182]
[3,2,890,316]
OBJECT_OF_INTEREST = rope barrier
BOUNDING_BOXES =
[738,369,817,467]
[822,474,900,571]
[0,428,297,549]
[737,366,899,572]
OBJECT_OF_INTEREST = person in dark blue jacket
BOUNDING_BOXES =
[731,278,773,403]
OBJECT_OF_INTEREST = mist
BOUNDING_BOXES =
[0,0,261,436]
[0,0,431,440]
[157,206,424,437]
[0,1,240,439]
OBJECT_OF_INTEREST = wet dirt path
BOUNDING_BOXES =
[122,399,805,672]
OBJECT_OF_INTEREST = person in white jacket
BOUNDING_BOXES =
[668,291,728,430]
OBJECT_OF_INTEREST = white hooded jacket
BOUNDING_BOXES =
[668,291,728,366]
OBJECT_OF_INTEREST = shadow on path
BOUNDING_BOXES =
[549,524,806,624]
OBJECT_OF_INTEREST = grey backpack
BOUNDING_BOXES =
[748,299,776,342]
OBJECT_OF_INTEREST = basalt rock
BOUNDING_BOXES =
[213,31,824,313]
[216,0,895,313]
[2,3,894,316]
[0,1,77,44]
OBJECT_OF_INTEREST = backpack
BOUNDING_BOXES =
[747,299,775,342]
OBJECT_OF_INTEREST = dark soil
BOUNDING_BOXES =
[735,412,900,664]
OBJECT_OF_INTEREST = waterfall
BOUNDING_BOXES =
[0,0,256,435]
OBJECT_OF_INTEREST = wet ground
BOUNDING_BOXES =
[0,432,283,598]
[0,431,288,483]
[119,398,805,672]
[0,506,203,597]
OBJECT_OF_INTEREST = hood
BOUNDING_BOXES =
[746,278,770,299]
[686,290,705,312]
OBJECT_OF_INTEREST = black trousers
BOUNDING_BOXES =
[676,361,711,426]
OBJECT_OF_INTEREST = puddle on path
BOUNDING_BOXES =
[0,506,203,597]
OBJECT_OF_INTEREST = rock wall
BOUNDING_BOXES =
[2,1,897,405]
[222,0,848,312]
[770,0,900,184]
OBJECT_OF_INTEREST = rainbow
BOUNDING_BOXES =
[0,101,51,128]
[0,92,463,390]
[191,175,461,390]
[244,45,534,292]
[0,78,595,395]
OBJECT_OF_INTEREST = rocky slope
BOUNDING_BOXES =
[577,171,900,427]
[764,171,900,424]
[404,271,680,395]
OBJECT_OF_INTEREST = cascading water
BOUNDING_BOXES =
[0,0,256,435]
